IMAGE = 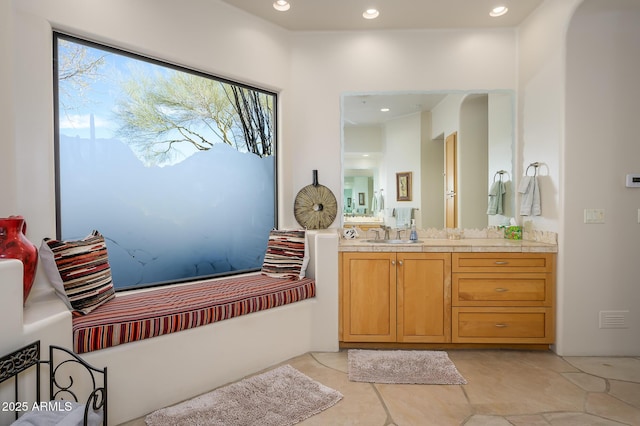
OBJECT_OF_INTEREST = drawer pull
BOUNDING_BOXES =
[494,261,509,265]
[494,323,508,328]
[494,288,509,292]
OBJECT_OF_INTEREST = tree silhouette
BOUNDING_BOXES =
[56,39,107,116]
[115,70,273,166]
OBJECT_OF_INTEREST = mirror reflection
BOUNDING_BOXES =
[342,91,514,231]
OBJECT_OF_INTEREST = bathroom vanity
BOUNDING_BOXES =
[339,237,557,349]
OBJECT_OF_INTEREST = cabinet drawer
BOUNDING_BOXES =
[453,253,554,273]
[452,307,554,343]
[452,273,551,306]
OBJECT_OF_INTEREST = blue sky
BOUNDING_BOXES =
[56,38,196,165]
[56,36,275,168]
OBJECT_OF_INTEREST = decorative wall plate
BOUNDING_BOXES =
[294,170,337,229]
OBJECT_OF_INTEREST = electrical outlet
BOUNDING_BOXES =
[584,209,605,224]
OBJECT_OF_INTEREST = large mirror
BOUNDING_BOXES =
[342,91,514,231]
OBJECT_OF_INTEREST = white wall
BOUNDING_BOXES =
[518,0,581,234]
[286,29,517,228]
[562,0,640,355]
[519,0,640,355]
[459,95,489,229]
[431,93,466,140]
[0,0,17,214]
[421,111,445,228]
[518,0,581,355]
[343,126,384,154]
[488,93,515,225]
[383,113,422,222]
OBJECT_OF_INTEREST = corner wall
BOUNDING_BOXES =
[562,0,640,355]
[0,0,16,215]
[519,0,640,355]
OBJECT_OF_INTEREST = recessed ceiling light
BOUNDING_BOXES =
[380,108,390,112]
[490,6,508,17]
[273,1,290,12]
[362,8,380,20]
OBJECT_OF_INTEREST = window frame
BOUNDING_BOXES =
[52,31,279,291]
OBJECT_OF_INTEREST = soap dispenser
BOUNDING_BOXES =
[410,219,418,241]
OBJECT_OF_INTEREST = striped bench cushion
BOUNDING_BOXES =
[72,274,315,353]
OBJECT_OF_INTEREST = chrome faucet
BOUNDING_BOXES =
[383,226,391,240]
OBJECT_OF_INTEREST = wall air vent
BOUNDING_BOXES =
[599,310,629,329]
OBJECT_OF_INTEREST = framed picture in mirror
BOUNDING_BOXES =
[358,193,365,205]
[396,172,412,201]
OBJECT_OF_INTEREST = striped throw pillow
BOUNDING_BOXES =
[40,230,115,314]
[261,229,309,279]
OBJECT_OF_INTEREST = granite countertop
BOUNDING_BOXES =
[339,238,557,253]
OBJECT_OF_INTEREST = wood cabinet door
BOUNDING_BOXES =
[397,253,451,343]
[342,252,397,342]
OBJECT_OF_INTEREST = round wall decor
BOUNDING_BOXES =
[294,170,337,229]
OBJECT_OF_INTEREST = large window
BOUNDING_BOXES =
[53,32,277,290]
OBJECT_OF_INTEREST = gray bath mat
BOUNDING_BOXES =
[348,349,467,385]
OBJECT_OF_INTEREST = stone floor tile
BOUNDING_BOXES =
[311,351,348,373]
[609,379,640,408]
[505,414,551,425]
[449,350,580,374]
[586,392,640,425]
[454,353,585,415]
[291,353,388,426]
[376,383,472,426]
[464,414,512,425]
[563,357,640,382]
[561,372,607,392]
[544,412,627,425]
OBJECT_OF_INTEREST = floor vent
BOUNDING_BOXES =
[599,310,629,329]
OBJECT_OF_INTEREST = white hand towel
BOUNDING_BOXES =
[519,176,541,216]
[531,177,541,215]
[395,207,412,228]
[487,180,506,215]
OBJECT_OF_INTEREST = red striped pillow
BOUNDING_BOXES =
[40,230,115,314]
[261,229,309,279]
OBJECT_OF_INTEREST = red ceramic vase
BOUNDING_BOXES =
[0,216,38,304]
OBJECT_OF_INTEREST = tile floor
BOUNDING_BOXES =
[121,350,640,425]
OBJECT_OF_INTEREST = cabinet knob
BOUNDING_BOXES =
[494,261,509,265]
[398,260,403,266]
[391,260,396,266]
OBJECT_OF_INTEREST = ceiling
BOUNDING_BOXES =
[343,93,448,126]
[220,1,542,127]
[220,0,544,32]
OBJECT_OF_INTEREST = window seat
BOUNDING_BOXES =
[9,232,338,424]
[72,274,316,353]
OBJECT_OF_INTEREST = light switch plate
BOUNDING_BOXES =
[584,209,605,224]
